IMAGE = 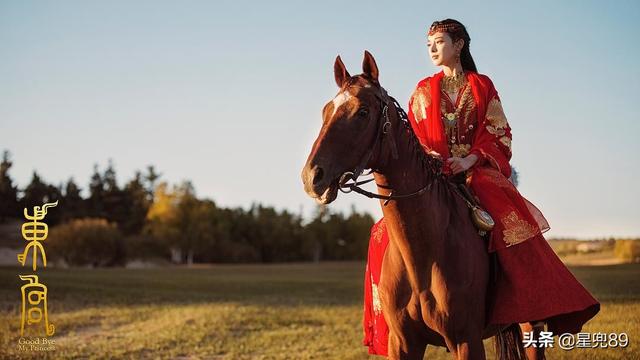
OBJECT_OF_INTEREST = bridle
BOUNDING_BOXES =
[337,84,440,206]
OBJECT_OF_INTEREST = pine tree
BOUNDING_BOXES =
[21,171,62,224]
[102,159,127,227]
[88,164,105,218]
[22,172,51,207]
[144,165,161,202]
[121,171,150,235]
[62,177,85,221]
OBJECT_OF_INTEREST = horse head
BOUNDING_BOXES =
[301,51,390,204]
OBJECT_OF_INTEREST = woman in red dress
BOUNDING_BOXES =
[363,19,600,358]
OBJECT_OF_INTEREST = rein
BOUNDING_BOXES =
[338,86,438,206]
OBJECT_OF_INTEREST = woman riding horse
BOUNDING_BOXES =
[363,19,600,359]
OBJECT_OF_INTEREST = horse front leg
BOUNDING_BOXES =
[379,244,427,360]
[443,337,486,360]
[387,325,428,360]
[439,320,486,360]
[385,292,428,360]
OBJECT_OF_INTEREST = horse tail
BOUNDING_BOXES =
[494,324,526,360]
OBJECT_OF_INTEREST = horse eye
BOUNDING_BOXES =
[357,108,369,117]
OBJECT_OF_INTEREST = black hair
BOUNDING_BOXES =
[430,19,478,72]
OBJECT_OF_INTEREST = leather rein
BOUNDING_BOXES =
[337,86,440,206]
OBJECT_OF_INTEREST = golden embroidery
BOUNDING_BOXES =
[486,125,506,136]
[485,169,511,188]
[450,143,471,157]
[502,211,537,246]
[440,97,453,139]
[373,219,386,243]
[441,71,467,93]
[499,136,512,150]
[371,274,383,316]
[440,87,472,128]
[440,84,475,147]
[411,83,430,123]
[462,97,477,128]
[486,97,508,129]
[485,97,509,137]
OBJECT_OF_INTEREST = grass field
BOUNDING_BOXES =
[0,262,638,359]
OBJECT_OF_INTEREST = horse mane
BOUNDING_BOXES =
[386,93,445,181]
[345,75,445,182]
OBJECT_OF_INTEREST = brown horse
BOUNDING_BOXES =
[301,51,528,360]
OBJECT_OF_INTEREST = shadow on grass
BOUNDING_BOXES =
[0,262,368,313]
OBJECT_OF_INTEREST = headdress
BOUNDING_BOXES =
[427,21,464,37]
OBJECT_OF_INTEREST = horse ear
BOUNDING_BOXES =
[362,50,379,82]
[334,55,350,88]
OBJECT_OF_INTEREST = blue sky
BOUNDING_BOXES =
[1,0,638,238]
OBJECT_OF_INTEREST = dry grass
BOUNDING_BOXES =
[0,262,638,359]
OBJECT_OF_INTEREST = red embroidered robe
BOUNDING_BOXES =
[409,70,549,251]
[362,71,600,356]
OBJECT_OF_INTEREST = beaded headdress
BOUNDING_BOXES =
[428,21,464,37]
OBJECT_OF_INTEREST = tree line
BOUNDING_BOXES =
[0,150,374,266]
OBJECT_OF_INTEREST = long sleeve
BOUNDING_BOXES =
[469,81,513,178]
[407,81,431,153]
[407,79,450,159]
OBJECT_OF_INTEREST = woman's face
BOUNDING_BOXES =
[427,32,463,67]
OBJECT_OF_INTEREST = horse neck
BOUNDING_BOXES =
[372,102,450,291]
[371,101,442,205]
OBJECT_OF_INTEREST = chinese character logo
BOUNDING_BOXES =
[19,275,55,336]
[17,201,58,271]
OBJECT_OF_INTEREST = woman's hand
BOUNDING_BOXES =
[447,154,478,175]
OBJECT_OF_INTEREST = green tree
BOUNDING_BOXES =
[146,181,216,264]
[304,205,336,262]
[61,177,85,221]
[102,160,127,225]
[88,164,106,218]
[144,165,161,201]
[22,171,49,206]
[247,204,304,262]
[340,206,374,260]
[205,207,259,263]
[21,171,62,224]
[300,205,373,262]
[121,171,151,235]
[176,191,216,264]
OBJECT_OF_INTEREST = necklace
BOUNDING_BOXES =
[441,84,471,143]
[441,70,466,94]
